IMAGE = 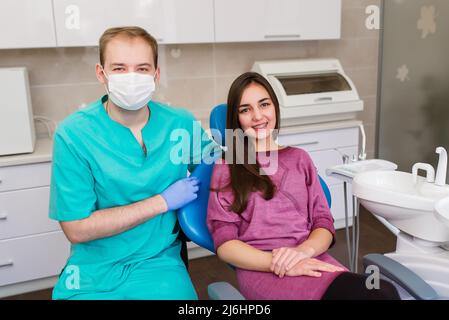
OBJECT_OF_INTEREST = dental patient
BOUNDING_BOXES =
[206,72,400,300]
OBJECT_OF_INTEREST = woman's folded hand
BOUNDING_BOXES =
[270,247,312,278]
[284,258,346,278]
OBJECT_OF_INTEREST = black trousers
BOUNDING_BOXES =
[321,272,401,300]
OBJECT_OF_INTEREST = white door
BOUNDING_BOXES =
[214,0,341,42]
[53,0,214,47]
[0,0,57,49]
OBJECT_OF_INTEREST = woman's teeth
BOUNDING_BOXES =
[253,123,267,129]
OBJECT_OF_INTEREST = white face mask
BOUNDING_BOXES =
[102,68,156,111]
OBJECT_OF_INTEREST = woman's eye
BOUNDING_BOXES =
[261,103,270,108]
[239,109,248,114]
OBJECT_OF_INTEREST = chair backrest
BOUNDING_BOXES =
[177,104,332,253]
[177,160,216,252]
[209,103,227,146]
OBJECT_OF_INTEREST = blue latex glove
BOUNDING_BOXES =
[160,177,200,211]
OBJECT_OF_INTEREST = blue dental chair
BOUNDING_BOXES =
[177,104,332,300]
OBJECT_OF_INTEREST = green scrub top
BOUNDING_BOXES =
[49,95,219,299]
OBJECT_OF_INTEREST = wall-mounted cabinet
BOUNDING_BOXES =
[53,0,214,46]
[0,0,57,49]
[0,0,341,48]
[214,0,341,42]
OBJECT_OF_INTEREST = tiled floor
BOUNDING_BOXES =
[2,207,397,300]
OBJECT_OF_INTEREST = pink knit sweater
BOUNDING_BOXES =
[206,147,347,300]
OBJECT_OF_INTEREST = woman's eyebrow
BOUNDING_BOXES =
[239,98,271,108]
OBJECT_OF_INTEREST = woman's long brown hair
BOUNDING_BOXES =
[215,72,281,214]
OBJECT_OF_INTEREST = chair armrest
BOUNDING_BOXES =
[207,282,246,300]
[363,253,438,300]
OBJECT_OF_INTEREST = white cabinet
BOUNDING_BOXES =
[278,124,359,229]
[0,161,70,297]
[0,0,57,49]
[214,0,341,42]
[0,0,342,49]
[53,0,214,47]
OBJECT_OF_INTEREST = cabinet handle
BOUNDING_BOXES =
[0,213,7,220]
[296,141,319,147]
[264,34,301,39]
[314,97,333,102]
[156,38,164,42]
[0,259,13,268]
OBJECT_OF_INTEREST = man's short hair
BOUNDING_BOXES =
[99,26,158,68]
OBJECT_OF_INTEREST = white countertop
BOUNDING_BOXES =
[0,137,53,167]
[0,120,362,167]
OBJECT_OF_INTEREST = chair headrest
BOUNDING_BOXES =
[209,104,227,146]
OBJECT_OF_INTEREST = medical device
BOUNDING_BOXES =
[353,147,449,299]
[251,59,363,126]
[325,124,398,272]
[0,67,36,156]
[328,159,398,180]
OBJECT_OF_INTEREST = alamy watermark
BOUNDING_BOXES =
[65,265,80,290]
[169,121,280,175]
[365,264,381,290]
[366,5,380,30]
[65,5,80,30]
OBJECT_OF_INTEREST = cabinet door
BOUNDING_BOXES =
[0,231,70,286]
[277,126,359,153]
[214,0,265,42]
[53,0,214,47]
[0,0,56,49]
[53,0,165,47]
[0,187,61,240]
[214,0,341,42]
[164,0,214,44]
[297,0,341,40]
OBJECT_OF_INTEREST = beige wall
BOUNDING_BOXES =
[0,0,380,157]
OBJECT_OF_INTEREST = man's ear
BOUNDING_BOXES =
[154,67,161,83]
[95,63,107,85]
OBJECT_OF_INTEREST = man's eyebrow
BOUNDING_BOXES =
[109,63,153,67]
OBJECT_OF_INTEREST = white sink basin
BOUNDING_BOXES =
[435,197,449,229]
[353,170,449,242]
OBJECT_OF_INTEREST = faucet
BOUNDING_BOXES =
[435,147,447,186]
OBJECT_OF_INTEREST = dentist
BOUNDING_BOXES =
[49,26,218,299]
